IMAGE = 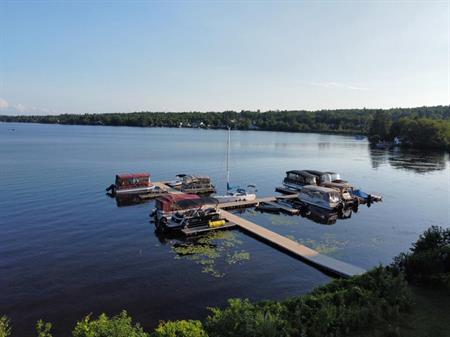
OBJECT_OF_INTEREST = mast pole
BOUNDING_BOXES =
[226,127,231,191]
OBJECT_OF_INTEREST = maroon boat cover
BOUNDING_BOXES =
[156,193,201,212]
[116,173,150,180]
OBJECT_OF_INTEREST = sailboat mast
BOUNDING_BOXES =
[226,127,231,191]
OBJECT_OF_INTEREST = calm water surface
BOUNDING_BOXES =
[1,123,449,336]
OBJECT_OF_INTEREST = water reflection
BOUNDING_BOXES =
[256,201,359,225]
[106,193,151,207]
[369,147,448,173]
[304,205,355,225]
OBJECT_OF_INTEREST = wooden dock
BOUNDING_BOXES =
[220,210,366,278]
[149,181,365,278]
[181,222,237,236]
[259,201,300,215]
[214,194,299,211]
[152,181,184,194]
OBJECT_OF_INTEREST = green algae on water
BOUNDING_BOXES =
[171,231,250,277]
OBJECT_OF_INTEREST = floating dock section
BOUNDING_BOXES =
[220,210,366,278]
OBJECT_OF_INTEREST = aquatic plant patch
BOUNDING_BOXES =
[171,231,250,277]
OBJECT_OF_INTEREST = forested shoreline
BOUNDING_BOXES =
[1,105,449,150]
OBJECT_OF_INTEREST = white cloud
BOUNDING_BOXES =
[0,98,9,109]
[309,81,369,91]
[14,103,27,113]
[0,98,57,115]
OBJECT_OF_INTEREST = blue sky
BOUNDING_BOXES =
[0,1,448,115]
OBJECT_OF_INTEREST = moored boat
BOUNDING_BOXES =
[282,170,318,190]
[155,207,227,233]
[352,189,382,204]
[106,173,154,195]
[180,175,216,194]
[304,170,348,184]
[151,193,218,224]
[320,181,358,205]
[298,185,342,210]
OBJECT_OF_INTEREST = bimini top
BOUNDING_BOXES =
[301,185,340,194]
[321,181,351,189]
[182,175,212,184]
[176,196,218,209]
[303,170,326,177]
[156,194,217,212]
[116,173,150,180]
[285,170,317,178]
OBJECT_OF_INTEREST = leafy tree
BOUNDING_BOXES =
[153,320,207,337]
[36,320,53,337]
[205,299,291,337]
[391,226,450,288]
[72,311,149,337]
[0,316,11,337]
[369,110,392,140]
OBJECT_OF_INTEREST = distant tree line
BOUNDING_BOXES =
[1,105,449,150]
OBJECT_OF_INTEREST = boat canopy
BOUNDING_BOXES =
[321,181,352,190]
[304,170,325,177]
[285,170,317,184]
[300,185,341,202]
[325,172,341,181]
[115,173,150,187]
[155,194,217,212]
[182,175,212,184]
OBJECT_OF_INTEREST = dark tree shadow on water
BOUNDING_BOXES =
[369,147,448,173]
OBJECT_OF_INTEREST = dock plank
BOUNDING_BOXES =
[261,201,300,215]
[220,210,366,278]
[152,181,184,194]
[181,222,237,236]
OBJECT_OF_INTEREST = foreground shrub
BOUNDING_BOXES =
[36,320,53,337]
[205,298,290,337]
[153,320,207,337]
[391,225,450,288]
[72,311,149,337]
[284,266,411,337]
[205,267,410,337]
[0,316,11,337]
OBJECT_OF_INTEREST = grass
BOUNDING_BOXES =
[358,286,450,337]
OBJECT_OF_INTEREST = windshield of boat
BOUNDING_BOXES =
[326,191,340,203]
[330,173,341,181]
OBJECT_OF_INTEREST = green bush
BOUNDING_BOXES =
[205,299,290,337]
[72,311,149,337]
[391,226,450,288]
[0,316,11,337]
[284,266,411,337]
[205,267,411,337]
[36,320,53,337]
[153,320,207,337]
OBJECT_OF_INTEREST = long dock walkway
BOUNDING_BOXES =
[216,194,299,210]
[150,181,365,278]
[220,210,366,278]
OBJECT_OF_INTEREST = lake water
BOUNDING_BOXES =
[0,122,449,336]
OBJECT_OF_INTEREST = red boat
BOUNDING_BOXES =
[106,173,154,195]
[151,193,217,224]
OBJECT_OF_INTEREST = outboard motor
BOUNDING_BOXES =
[106,184,116,192]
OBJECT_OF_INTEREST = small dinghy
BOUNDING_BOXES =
[352,189,382,203]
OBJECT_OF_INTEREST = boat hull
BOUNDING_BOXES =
[215,193,256,203]
[282,181,305,191]
[114,186,156,195]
